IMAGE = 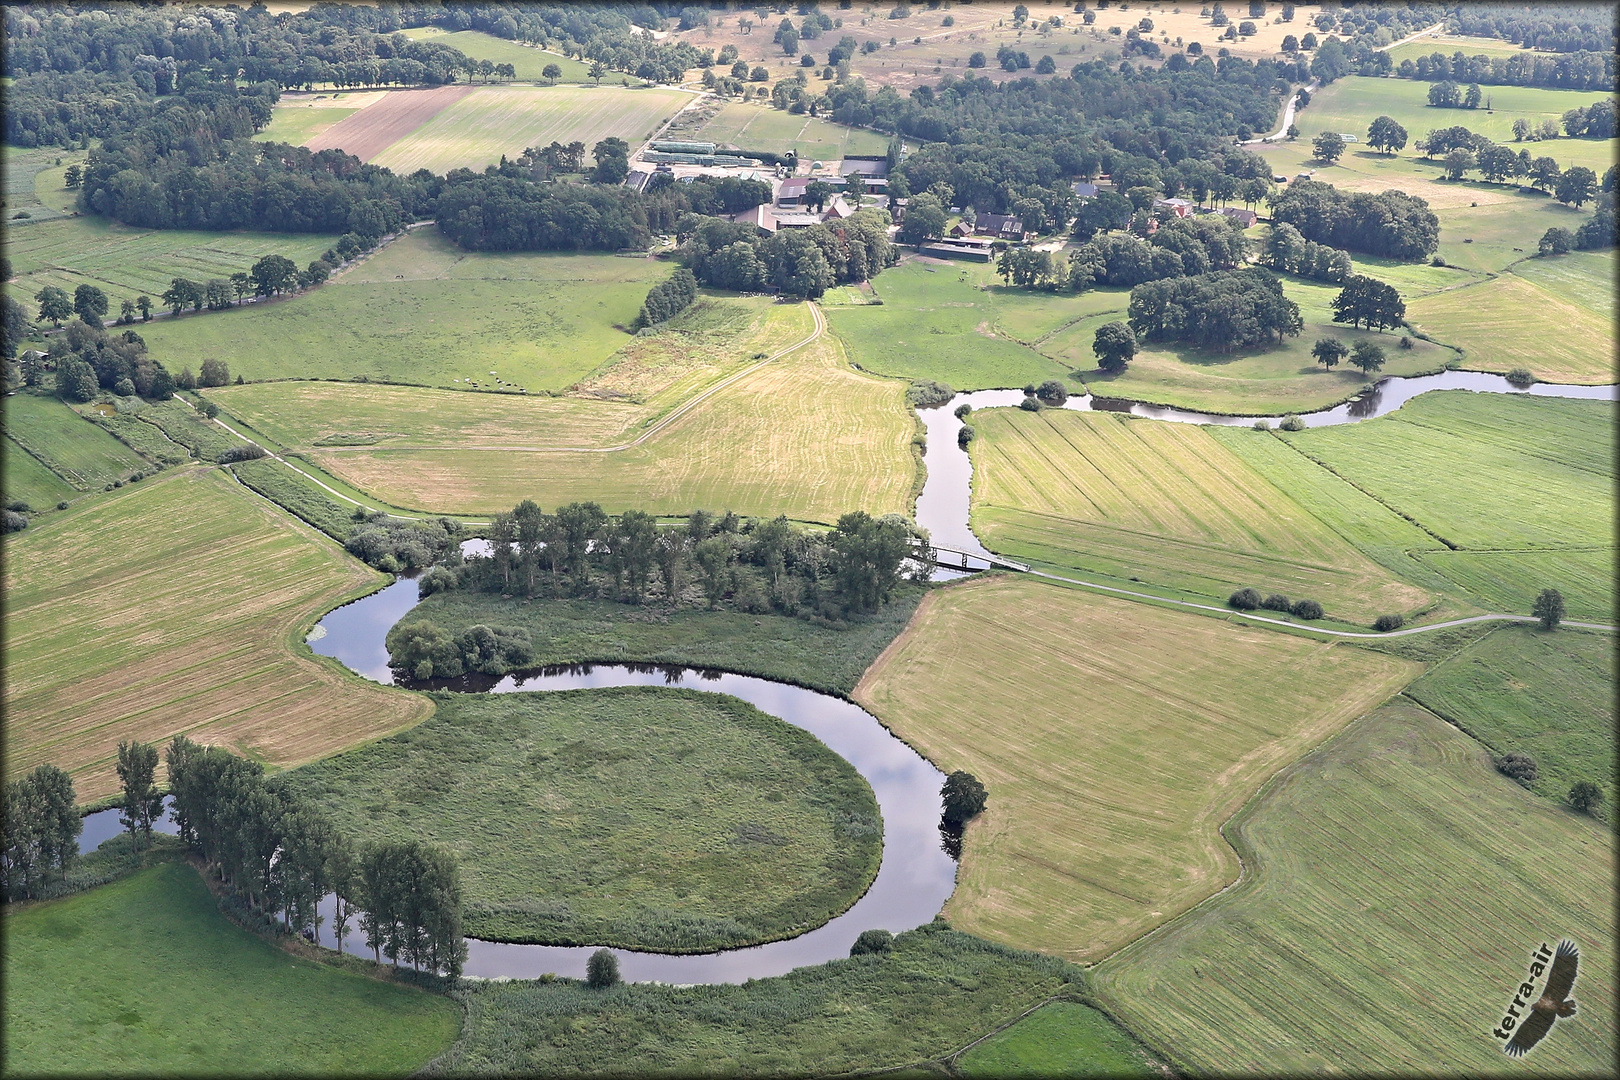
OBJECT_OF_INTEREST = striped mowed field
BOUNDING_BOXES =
[853,576,1418,963]
[968,407,1435,623]
[2,469,428,802]
[1093,702,1615,1076]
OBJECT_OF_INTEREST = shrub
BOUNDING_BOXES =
[1228,587,1262,610]
[586,948,621,988]
[1568,781,1603,815]
[5,499,30,513]
[1373,613,1405,632]
[1279,414,1306,431]
[1036,379,1068,405]
[957,424,976,445]
[850,928,895,956]
[1398,335,1413,350]
[3,510,28,533]
[56,501,69,510]
[218,443,268,463]
[1018,396,1041,411]
[1290,598,1323,620]
[1252,420,1271,430]
[941,770,988,825]
[953,402,972,419]
[114,377,136,397]
[905,380,955,407]
[1495,753,1537,786]
[1506,367,1535,386]
[1260,593,1292,612]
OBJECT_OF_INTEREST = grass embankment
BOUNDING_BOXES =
[230,456,360,541]
[854,576,1417,962]
[399,584,929,696]
[4,212,337,308]
[2,469,428,801]
[968,406,1434,624]
[426,923,1161,1075]
[1093,703,1616,1075]
[1281,392,1614,621]
[684,100,890,161]
[1406,624,1614,818]
[284,687,881,951]
[367,85,690,174]
[957,1000,1162,1077]
[139,231,671,391]
[399,27,593,83]
[280,305,920,522]
[3,861,460,1076]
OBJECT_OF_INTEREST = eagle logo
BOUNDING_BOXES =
[1502,940,1579,1057]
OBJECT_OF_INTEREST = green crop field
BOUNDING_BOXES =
[254,100,362,145]
[687,101,890,161]
[2,861,460,1076]
[2,469,427,802]
[1038,272,1460,415]
[428,925,1151,1075]
[1094,702,1616,1076]
[957,1001,1162,1077]
[285,687,881,951]
[826,260,1086,390]
[368,85,691,174]
[854,576,1417,962]
[1408,251,1617,383]
[4,214,339,311]
[400,584,928,696]
[1407,625,1615,816]
[138,230,671,390]
[399,27,592,83]
[293,316,920,523]
[3,391,148,491]
[968,407,1433,622]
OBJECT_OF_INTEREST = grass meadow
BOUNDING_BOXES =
[686,101,890,161]
[968,407,1434,623]
[854,576,1417,963]
[294,311,920,523]
[139,230,671,390]
[3,439,78,509]
[428,925,1135,1075]
[3,391,147,491]
[1407,624,1614,818]
[368,85,690,174]
[4,213,338,311]
[2,469,428,802]
[1093,702,1616,1076]
[2,861,460,1076]
[957,1001,1162,1077]
[399,27,593,83]
[285,687,881,951]
[254,94,367,145]
[1407,250,1616,383]
[3,144,87,224]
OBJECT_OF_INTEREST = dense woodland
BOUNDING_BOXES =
[1127,268,1303,353]
[1267,182,1440,261]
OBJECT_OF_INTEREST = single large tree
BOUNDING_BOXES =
[896,192,947,247]
[1312,336,1348,369]
[1568,781,1603,815]
[73,284,109,325]
[542,62,562,85]
[1366,115,1407,155]
[35,286,72,328]
[1532,588,1565,630]
[115,740,163,852]
[1312,130,1345,164]
[1092,321,1137,373]
[941,771,988,826]
[1331,275,1405,331]
[1555,166,1598,208]
[1349,339,1386,375]
[249,255,299,297]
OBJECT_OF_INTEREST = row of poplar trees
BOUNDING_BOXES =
[165,736,468,977]
[2,765,81,901]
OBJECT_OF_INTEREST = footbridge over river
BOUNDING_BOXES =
[913,540,1028,574]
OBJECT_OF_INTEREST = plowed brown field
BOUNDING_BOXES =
[306,83,473,161]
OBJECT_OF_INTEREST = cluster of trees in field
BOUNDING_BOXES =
[2,765,81,901]
[1399,51,1614,93]
[415,502,928,626]
[1327,275,1406,332]
[23,319,176,404]
[435,175,649,251]
[388,619,535,681]
[678,212,898,299]
[1310,335,1395,377]
[164,735,466,975]
[345,513,464,574]
[1411,125,1613,222]
[1227,588,1323,620]
[1127,269,1304,353]
[1260,224,1353,284]
[631,268,698,331]
[1267,182,1440,261]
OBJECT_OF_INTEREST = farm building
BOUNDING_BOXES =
[1152,197,1196,219]
[776,177,813,206]
[973,212,1026,240]
[1219,207,1259,228]
[1071,181,1101,199]
[921,238,995,262]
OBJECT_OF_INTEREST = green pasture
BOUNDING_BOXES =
[254,102,361,146]
[4,214,339,311]
[286,687,880,951]
[827,261,1082,390]
[1385,34,1551,63]
[369,85,690,174]
[1412,548,1614,624]
[3,145,87,224]
[1407,624,1614,817]
[1408,250,1616,383]
[399,27,593,83]
[138,231,670,391]
[402,584,928,696]
[427,925,1138,1075]
[1094,702,1616,1075]
[958,1001,1161,1077]
[689,101,890,161]
[2,391,147,490]
[2,438,77,509]
[84,397,239,464]
[968,407,1434,623]
[1,861,460,1076]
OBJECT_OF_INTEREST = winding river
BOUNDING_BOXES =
[80,366,1612,982]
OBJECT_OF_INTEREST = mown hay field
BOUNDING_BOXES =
[296,311,919,523]
[3,214,338,311]
[968,407,1433,623]
[3,861,460,1076]
[2,440,77,509]
[2,469,429,802]
[139,231,671,390]
[1093,702,1615,1076]
[957,1001,1162,1078]
[285,688,881,951]
[688,102,889,162]
[1407,252,1617,384]
[1407,624,1615,817]
[367,85,691,174]
[3,392,147,491]
[853,576,1417,962]
[399,27,593,83]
